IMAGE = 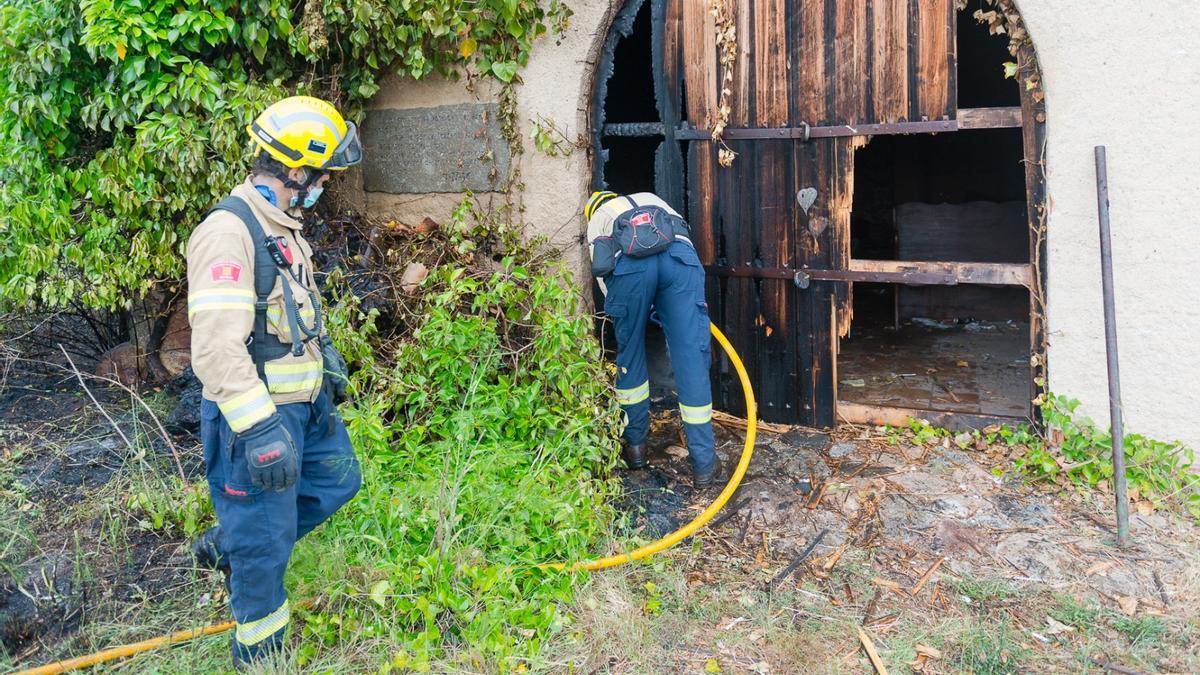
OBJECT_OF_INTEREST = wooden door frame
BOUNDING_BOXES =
[588,0,1049,431]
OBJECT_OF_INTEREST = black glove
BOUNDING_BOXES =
[320,335,349,405]
[239,414,298,492]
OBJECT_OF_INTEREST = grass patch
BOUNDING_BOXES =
[280,202,624,671]
[1109,613,1167,647]
[946,575,1021,605]
[953,618,1030,675]
[1050,594,1102,630]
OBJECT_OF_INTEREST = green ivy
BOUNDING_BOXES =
[886,396,1198,522]
[0,0,571,312]
[1015,393,1199,521]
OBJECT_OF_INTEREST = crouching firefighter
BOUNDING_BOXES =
[584,191,723,487]
[186,95,363,668]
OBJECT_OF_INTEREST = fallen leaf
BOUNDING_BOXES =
[915,644,942,659]
[719,616,747,631]
[368,579,391,607]
[400,262,429,293]
[1117,596,1138,615]
[956,360,969,368]
[1045,616,1075,634]
[705,658,723,673]
[1084,560,1116,577]
[665,445,688,458]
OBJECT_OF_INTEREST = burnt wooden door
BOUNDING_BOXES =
[596,0,956,426]
[670,0,955,427]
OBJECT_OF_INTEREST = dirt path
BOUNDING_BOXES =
[567,414,1200,674]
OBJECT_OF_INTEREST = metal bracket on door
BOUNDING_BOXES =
[705,265,958,287]
[677,119,957,142]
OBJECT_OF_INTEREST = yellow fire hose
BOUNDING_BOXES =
[15,323,756,674]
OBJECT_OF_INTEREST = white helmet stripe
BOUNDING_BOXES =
[267,111,343,142]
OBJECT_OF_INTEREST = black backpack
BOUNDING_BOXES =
[591,196,691,277]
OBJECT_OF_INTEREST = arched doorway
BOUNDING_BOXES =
[591,0,1047,430]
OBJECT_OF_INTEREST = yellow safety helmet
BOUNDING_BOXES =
[585,191,618,221]
[247,96,363,171]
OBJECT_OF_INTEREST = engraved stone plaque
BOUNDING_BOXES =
[361,103,509,194]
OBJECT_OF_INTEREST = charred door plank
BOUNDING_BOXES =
[958,106,1023,129]
[834,0,869,125]
[872,0,909,123]
[848,259,1033,286]
[912,0,953,120]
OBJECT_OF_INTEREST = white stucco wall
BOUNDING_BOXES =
[1021,0,1200,448]
[359,1,1200,448]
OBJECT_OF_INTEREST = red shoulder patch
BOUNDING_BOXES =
[210,261,242,283]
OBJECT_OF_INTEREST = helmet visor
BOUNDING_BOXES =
[325,120,363,170]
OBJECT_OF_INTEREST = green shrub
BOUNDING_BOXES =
[0,0,571,312]
[292,196,621,670]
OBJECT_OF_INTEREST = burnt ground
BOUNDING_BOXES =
[585,412,1200,674]
[0,359,219,672]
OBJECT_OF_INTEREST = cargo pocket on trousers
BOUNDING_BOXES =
[605,302,637,349]
[696,300,713,366]
[215,423,262,502]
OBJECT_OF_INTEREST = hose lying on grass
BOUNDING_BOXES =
[16,322,757,674]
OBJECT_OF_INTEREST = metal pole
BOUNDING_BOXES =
[1094,145,1130,546]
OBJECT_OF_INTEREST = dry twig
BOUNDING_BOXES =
[910,557,945,596]
[857,627,889,674]
[767,528,829,592]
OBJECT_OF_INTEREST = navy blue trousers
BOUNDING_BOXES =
[200,393,360,658]
[604,241,717,474]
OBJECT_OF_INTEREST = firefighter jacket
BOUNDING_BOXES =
[186,180,324,433]
[585,192,685,296]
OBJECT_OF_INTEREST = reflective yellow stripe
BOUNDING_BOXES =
[191,288,254,299]
[236,600,289,646]
[679,402,713,425]
[266,377,322,394]
[615,380,650,406]
[187,288,255,319]
[264,361,323,394]
[266,305,316,323]
[219,384,276,432]
[264,361,323,374]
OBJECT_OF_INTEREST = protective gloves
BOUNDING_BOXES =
[320,334,349,405]
[239,413,298,491]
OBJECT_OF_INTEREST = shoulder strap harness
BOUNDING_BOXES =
[206,197,323,381]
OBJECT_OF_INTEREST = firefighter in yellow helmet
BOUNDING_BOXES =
[185,96,363,668]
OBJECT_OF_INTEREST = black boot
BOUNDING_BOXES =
[191,525,230,573]
[694,456,725,488]
[621,442,648,469]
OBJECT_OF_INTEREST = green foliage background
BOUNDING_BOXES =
[0,0,570,310]
[295,198,621,670]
